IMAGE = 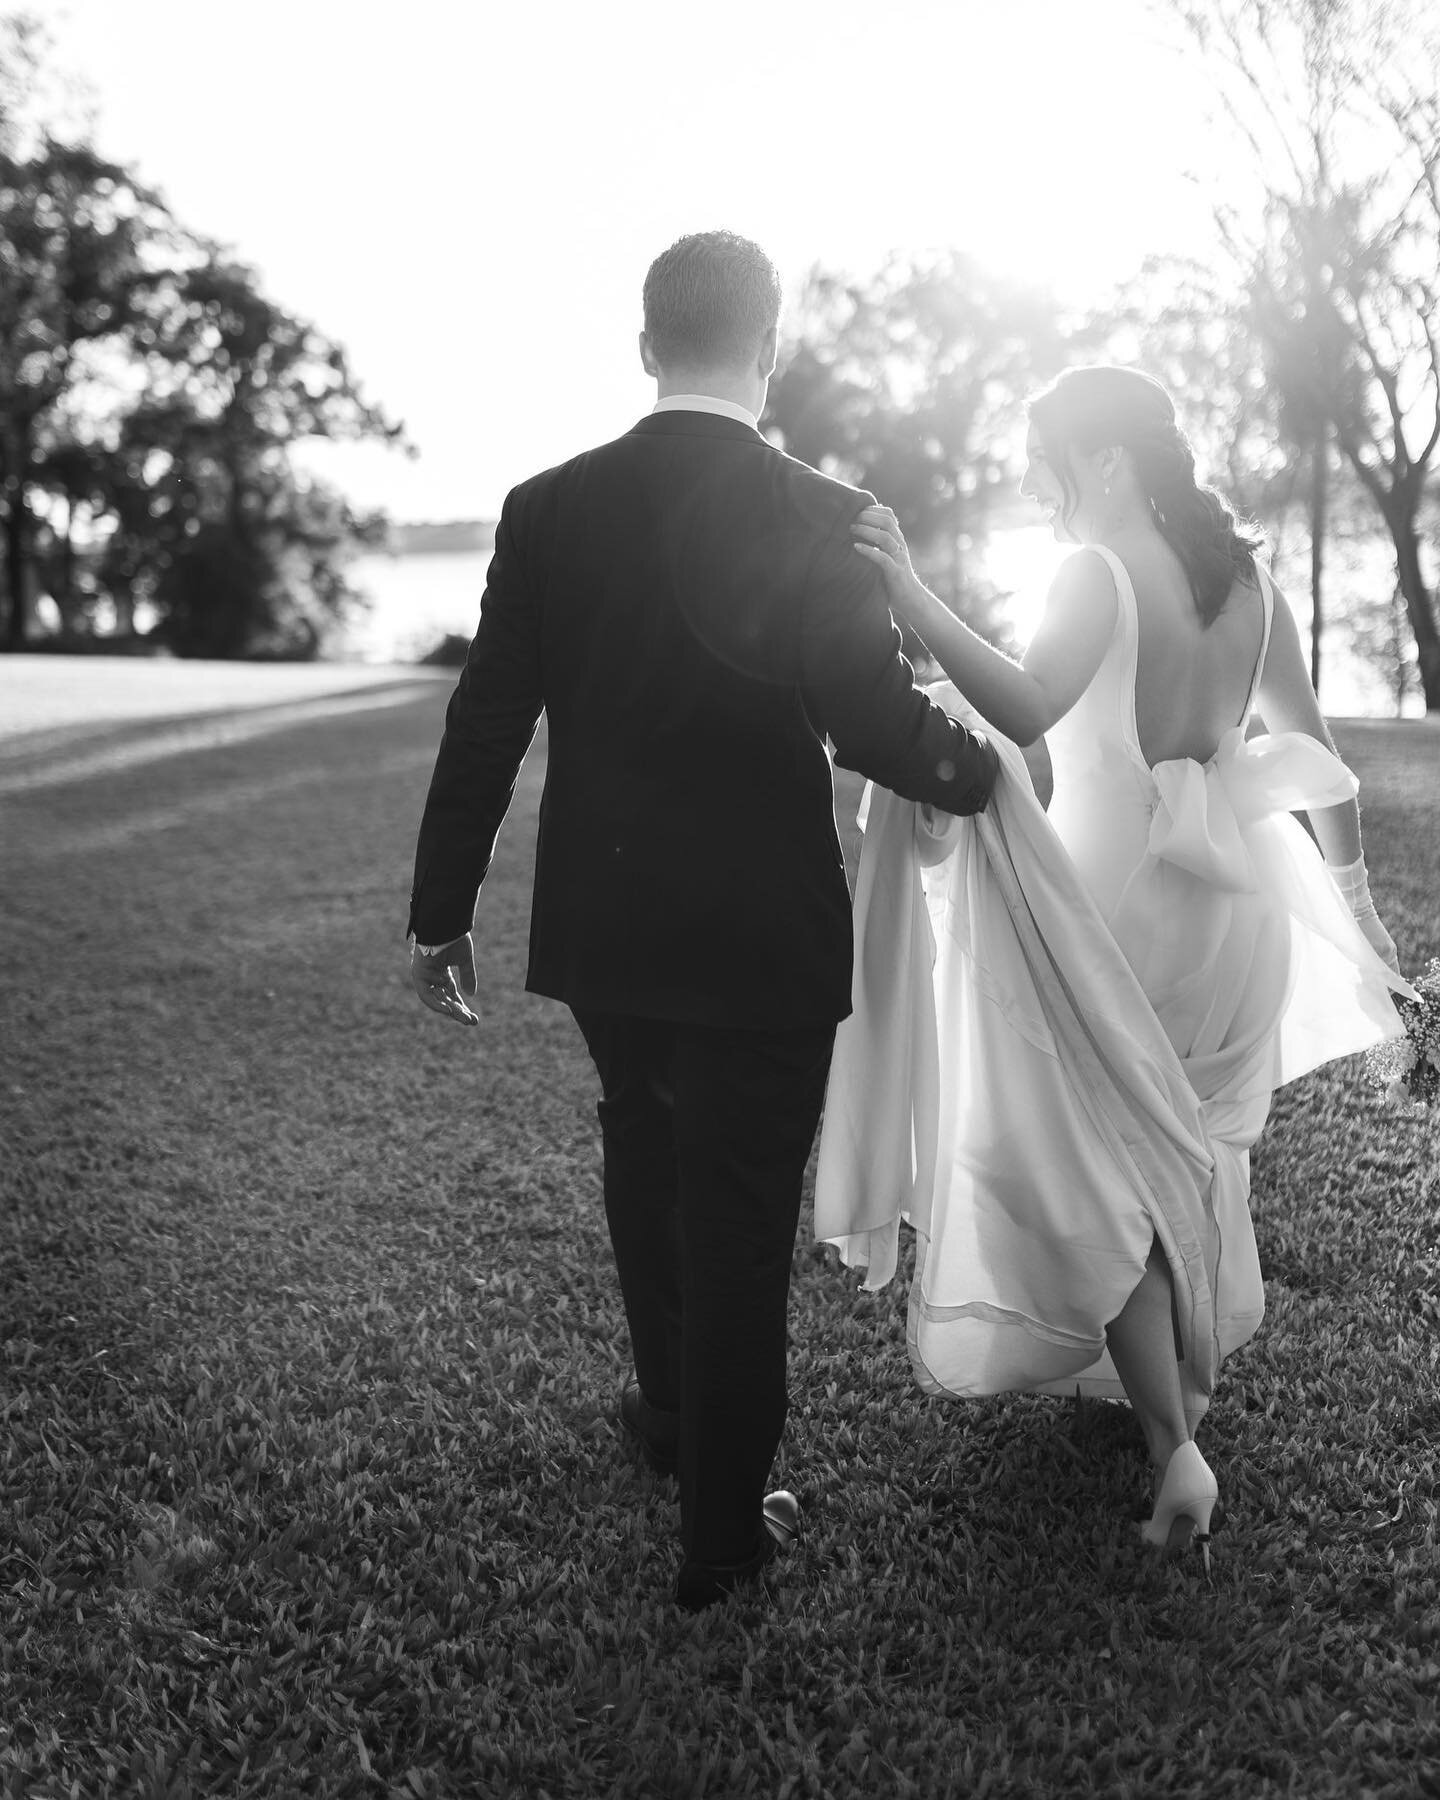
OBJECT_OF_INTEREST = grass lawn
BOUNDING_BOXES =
[1,681,1437,1799]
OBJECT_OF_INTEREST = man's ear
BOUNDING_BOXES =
[758,324,778,381]
[1100,444,1125,485]
[639,331,659,377]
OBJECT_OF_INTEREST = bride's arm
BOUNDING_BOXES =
[852,506,1116,746]
[1256,578,1402,972]
[1253,578,1363,865]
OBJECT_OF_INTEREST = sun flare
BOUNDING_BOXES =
[984,526,1067,644]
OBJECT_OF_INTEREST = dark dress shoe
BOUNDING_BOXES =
[675,1491,802,1612]
[618,1376,679,1476]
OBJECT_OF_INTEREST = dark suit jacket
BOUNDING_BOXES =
[409,409,998,1028]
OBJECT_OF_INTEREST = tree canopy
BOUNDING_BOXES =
[0,17,407,658]
[764,252,1071,651]
[1154,0,1440,708]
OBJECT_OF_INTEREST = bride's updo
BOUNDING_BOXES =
[1028,366,1265,626]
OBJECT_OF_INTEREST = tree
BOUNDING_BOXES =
[1160,0,1440,710]
[0,19,406,656]
[27,436,113,633]
[0,14,41,152]
[764,252,1070,646]
[1342,557,1423,713]
[121,257,404,656]
[1241,198,1361,693]
[1106,247,1362,692]
[1103,256,1283,515]
[0,12,88,159]
[0,138,173,648]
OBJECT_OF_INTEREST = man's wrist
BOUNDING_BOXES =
[411,933,462,956]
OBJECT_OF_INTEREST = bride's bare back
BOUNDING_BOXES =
[1122,532,1267,768]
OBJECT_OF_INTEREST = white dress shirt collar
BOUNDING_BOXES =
[652,393,759,430]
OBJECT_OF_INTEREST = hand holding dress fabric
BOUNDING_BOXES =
[827,362,1414,1559]
[817,555,1414,1424]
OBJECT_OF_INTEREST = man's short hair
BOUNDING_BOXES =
[642,231,782,372]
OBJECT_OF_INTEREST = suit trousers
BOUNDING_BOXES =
[570,1008,835,1572]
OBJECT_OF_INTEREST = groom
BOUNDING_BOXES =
[407,230,997,1609]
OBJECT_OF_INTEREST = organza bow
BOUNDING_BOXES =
[1147,728,1360,893]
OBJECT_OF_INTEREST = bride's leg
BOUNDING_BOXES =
[1105,1235,1191,1483]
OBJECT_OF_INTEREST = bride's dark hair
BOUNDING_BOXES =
[1027,366,1265,626]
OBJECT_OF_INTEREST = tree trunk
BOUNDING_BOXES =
[1388,502,1440,713]
[1309,433,1326,696]
[3,481,28,652]
[47,495,77,636]
[1340,444,1440,714]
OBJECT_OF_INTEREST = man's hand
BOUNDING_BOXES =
[410,933,480,1026]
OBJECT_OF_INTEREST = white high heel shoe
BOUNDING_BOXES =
[1139,1441,1219,1572]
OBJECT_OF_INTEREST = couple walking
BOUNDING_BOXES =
[406,231,1409,1610]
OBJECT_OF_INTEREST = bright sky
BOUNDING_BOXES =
[31,0,1228,524]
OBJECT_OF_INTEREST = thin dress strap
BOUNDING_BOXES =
[1082,543,1145,764]
[1243,567,1277,726]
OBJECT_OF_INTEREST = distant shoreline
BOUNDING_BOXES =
[385,521,497,556]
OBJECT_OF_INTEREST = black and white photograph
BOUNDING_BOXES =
[2,1,1438,1794]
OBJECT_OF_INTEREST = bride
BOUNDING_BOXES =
[818,365,1411,1565]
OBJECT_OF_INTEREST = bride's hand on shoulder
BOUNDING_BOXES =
[852,505,932,623]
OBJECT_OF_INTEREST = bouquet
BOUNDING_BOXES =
[1366,957,1440,1112]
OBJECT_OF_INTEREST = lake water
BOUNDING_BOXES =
[343,537,1422,718]
[337,551,493,664]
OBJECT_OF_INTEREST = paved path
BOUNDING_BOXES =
[0,655,449,741]
[0,656,454,797]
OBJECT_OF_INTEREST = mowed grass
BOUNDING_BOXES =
[1,684,1437,1800]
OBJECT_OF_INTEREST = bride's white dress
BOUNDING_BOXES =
[815,547,1410,1421]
